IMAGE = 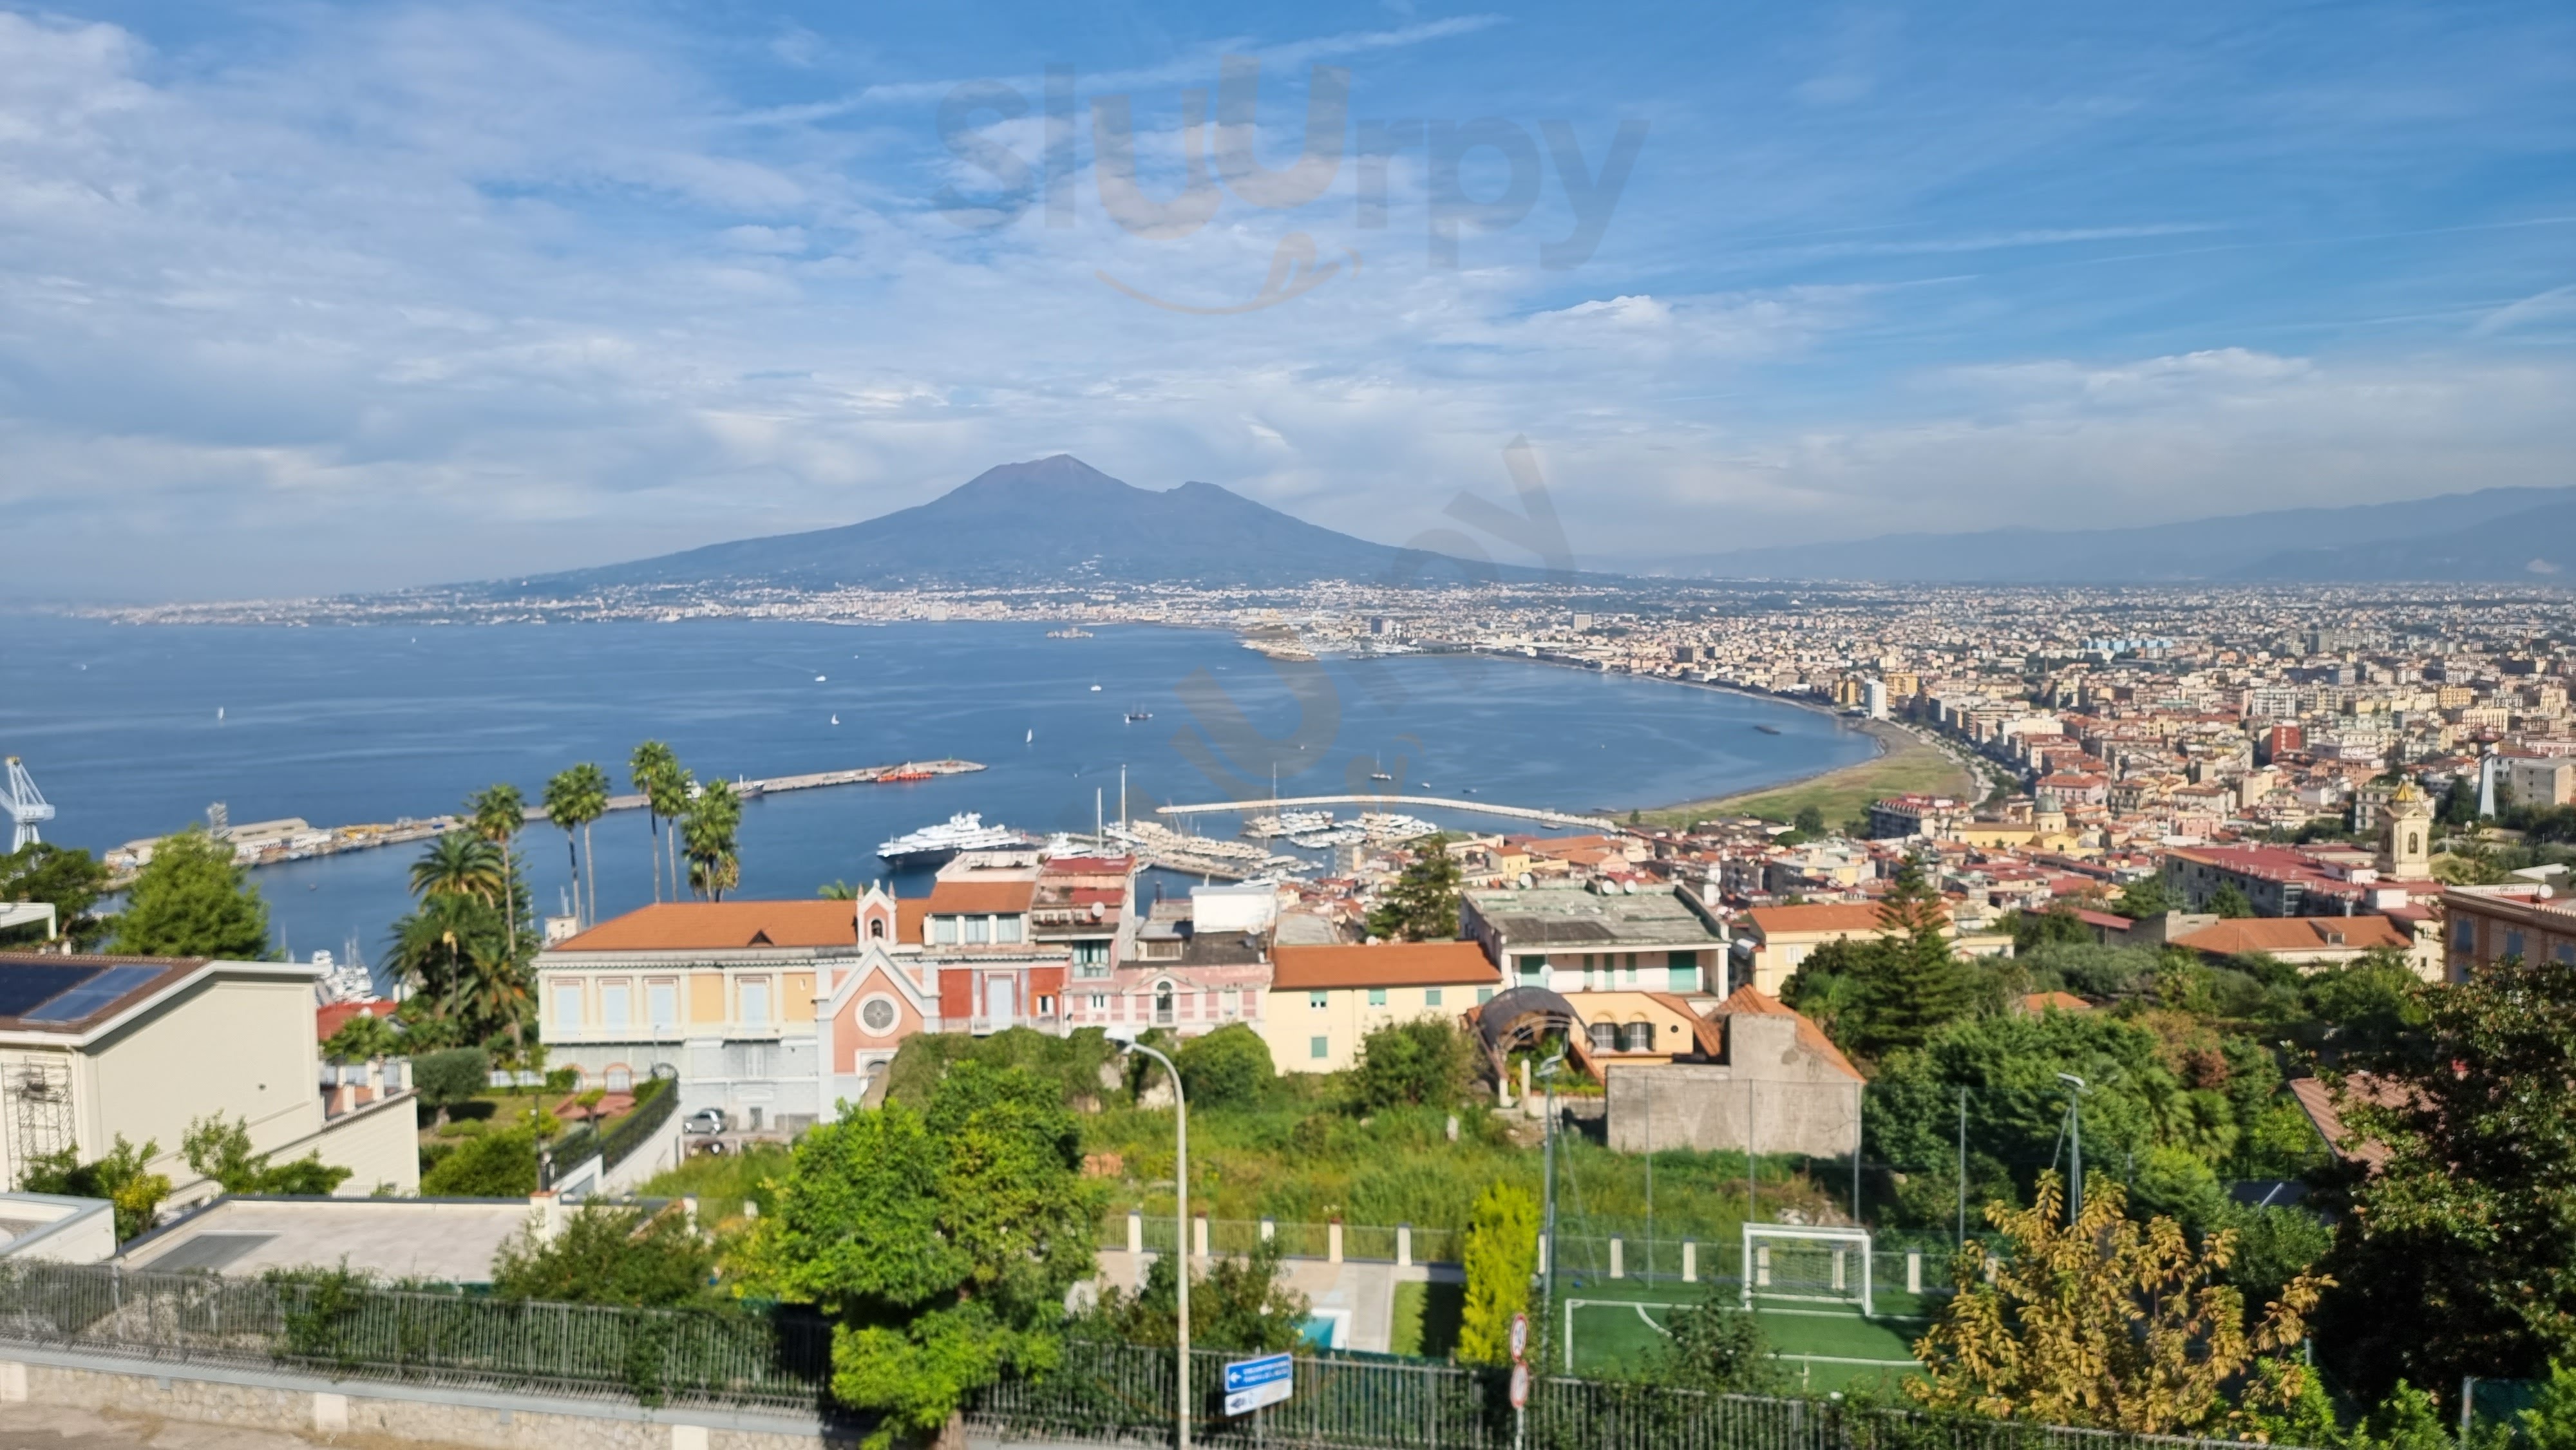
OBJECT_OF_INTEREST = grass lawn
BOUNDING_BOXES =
[1641,721,1975,829]
[1557,1278,1926,1394]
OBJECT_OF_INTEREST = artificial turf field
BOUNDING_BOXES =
[1556,1276,1931,1394]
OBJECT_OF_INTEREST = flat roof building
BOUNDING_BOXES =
[1459,884,1726,997]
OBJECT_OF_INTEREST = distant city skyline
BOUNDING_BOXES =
[1,0,2570,600]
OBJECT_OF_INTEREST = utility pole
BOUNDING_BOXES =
[2058,1073,2087,1225]
[1539,1053,1562,1346]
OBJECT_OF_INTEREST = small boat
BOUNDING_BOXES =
[878,769,933,783]
[815,674,828,683]
[1126,710,1153,722]
[1754,724,1782,736]
[1026,728,1035,744]
[830,714,840,726]
[1090,684,1103,692]
[1370,772,1394,782]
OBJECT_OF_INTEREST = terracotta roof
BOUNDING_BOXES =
[1743,902,1920,937]
[897,899,929,945]
[1709,985,1863,1081]
[316,999,398,1041]
[2287,1073,2414,1169]
[2069,909,2133,932]
[1271,942,1501,990]
[925,880,1037,914]
[2020,991,2093,1014]
[2170,916,2410,956]
[1645,991,1727,1057]
[548,901,857,952]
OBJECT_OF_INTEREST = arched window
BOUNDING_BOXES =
[2407,831,2420,856]
[1588,1023,1617,1054]
[868,916,887,939]
[1155,984,1175,1024]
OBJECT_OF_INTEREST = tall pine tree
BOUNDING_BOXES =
[1851,857,1979,1060]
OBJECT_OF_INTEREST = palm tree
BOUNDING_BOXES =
[387,892,507,1006]
[682,779,743,901]
[468,784,528,966]
[542,763,612,928]
[817,880,857,900]
[409,832,505,905]
[630,742,687,905]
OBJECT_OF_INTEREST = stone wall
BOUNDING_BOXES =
[1604,1064,1859,1160]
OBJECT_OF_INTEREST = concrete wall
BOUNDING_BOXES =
[0,1348,833,1450]
[603,1097,687,1194]
[83,974,327,1206]
[286,1091,422,1196]
[1604,1058,1860,1160]
[0,1194,114,1263]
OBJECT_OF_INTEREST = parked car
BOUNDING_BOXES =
[682,1107,727,1135]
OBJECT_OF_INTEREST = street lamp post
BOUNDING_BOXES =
[1537,1051,1564,1355]
[1113,1031,1189,1450]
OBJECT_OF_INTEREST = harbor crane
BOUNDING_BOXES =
[5,757,55,852]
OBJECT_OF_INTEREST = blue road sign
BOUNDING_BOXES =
[1224,1353,1293,1393]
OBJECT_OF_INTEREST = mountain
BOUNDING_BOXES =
[517,455,1508,591]
[1641,486,2576,584]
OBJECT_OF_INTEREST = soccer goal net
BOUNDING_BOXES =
[1740,1224,1874,1317]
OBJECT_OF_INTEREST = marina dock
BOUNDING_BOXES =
[1155,792,1616,831]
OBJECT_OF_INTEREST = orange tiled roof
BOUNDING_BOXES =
[1743,901,1930,937]
[925,880,1037,914]
[548,901,857,952]
[2169,916,2410,956]
[1271,941,1500,990]
[2021,991,2093,1014]
[1710,984,1863,1081]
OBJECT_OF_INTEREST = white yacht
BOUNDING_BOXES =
[876,812,1036,867]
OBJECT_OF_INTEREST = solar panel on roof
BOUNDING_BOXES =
[21,964,167,1022]
[0,964,101,1019]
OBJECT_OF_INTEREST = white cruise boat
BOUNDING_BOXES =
[876,812,1036,867]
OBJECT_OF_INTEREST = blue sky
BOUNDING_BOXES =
[1,0,2570,598]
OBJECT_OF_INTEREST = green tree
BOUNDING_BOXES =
[0,842,114,948]
[2208,882,2255,919]
[542,762,613,928]
[420,1127,538,1196]
[182,1114,354,1195]
[1455,1181,1538,1365]
[734,1063,1096,1450]
[386,892,519,1042]
[1648,1290,1785,1393]
[321,1012,401,1065]
[2522,1361,2576,1450]
[412,1046,491,1129]
[408,831,504,905]
[1365,840,1463,941]
[1793,805,1827,836]
[108,827,269,958]
[468,783,529,957]
[2116,874,2172,920]
[817,880,858,899]
[492,1203,717,1307]
[1175,1022,1273,1108]
[2011,906,2095,952]
[1850,858,1980,1060]
[630,741,688,905]
[19,1135,171,1241]
[2316,953,2576,1396]
[1909,1173,2324,1435]
[683,778,743,901]
[1083,1238,1310,1353]
[1351,1019,1474,1109]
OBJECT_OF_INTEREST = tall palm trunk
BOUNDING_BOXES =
[582,820,596,925]
[648,812,661,903]
[564,834,580,926]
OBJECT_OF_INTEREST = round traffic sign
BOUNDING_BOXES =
[1509,1312,1529,1361]
[1510,1362,1531,1409]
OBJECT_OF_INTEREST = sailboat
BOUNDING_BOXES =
[1369,751,1393,783]
[1026,728,1035,744]
[830,713,840,726]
